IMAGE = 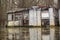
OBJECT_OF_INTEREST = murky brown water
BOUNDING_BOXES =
[0,27,59,40]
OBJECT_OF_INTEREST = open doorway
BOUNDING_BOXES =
[41,19,50,34]
[41,10,50,40]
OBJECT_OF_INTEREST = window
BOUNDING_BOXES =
[8,14,12,21]
[8,11,29,26]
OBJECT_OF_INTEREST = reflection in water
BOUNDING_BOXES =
[0,27,59,40]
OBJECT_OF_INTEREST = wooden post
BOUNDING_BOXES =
[49,8,55,40]
[59,9,60,40]
[59,9,60,26]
